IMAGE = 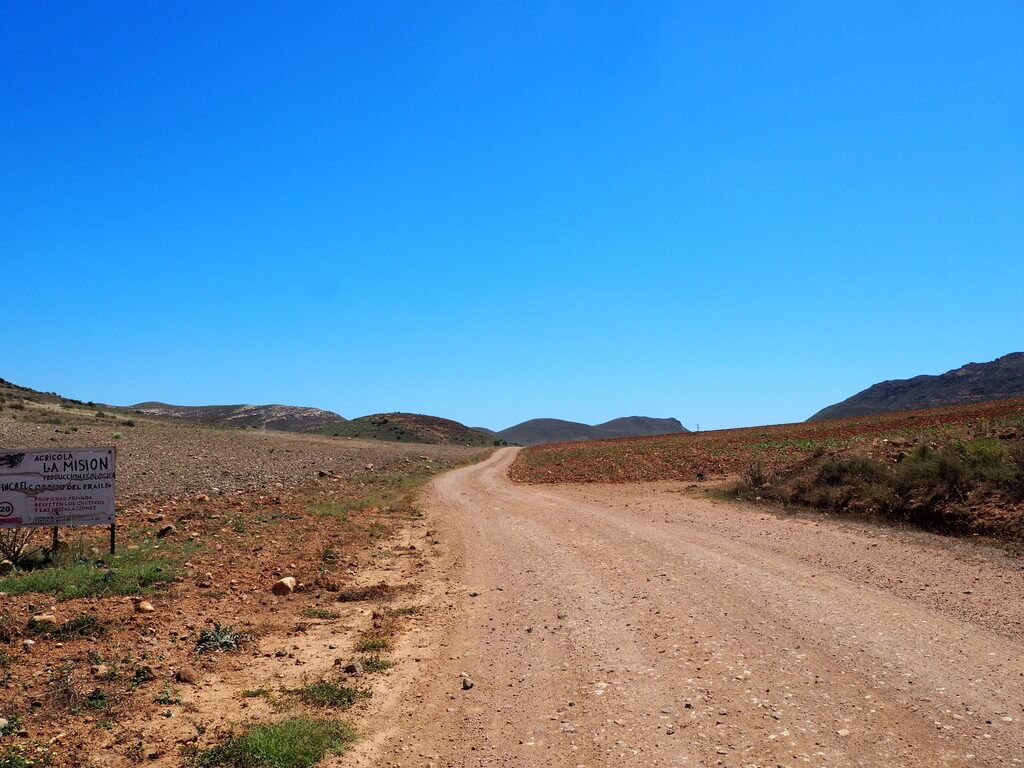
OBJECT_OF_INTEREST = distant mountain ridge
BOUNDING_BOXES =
[497,416,687,446]
[313,412,494,445]
[809,352,1024,421]
[131,402,344,432]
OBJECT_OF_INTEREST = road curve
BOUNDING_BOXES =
[369,447,1024,768]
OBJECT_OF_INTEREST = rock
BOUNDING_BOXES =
[174,666,199,685]
[271,576,297,596]
[837,728,851,737]
[341,661,364,676]
[0,560,14,576]
[136,600,156,614]
[156,524,177,538]
[195,494,210,502]
[461,676,474,690]
[90,664,111,678]
[147,514,165,523]
[21,639,35,651]
[0,718,8,732]
[30,613,59,627]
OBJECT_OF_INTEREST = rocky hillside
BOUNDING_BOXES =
[809,352,1024,421]
[313,412,496,446]
[498,416,687,446]
[131,402,345,432]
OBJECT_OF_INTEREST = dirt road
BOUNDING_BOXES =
[355,448,1024,768]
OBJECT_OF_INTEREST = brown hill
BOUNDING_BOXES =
[131,401,345,432]
[314,412,495,446]
[809,352,1024,421]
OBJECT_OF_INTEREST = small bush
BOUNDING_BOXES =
[191,717,355,768]
[741,463,766,489]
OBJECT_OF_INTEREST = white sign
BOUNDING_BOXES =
[0,447,116,529]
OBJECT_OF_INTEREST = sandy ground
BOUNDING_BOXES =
[353,448,1024,768]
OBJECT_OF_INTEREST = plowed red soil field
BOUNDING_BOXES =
[510,397,1024,484]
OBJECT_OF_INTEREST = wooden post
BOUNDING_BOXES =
[109,523,116,555]
[51,526,59,553]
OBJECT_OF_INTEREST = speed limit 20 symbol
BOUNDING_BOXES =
[0,502,13,517]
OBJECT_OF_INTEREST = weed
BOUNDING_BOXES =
[0,715,18,736]
[741,463,766,490]
[289,680,368,709]
[0,743,36,768]
[306,501,349,521]
[386,606,420,617]
[336,582,409,603]
[359,655,393,673]
[30,614,107,639]
[354,634,389,653]
[0,548,182,599]
[0,612,19,643]
[112,432,124,440]
[190,717,355,768]
[155,684,183,705]
[302,608,337,620]
[196,624,251,654]
[240,688,272,699]
[81,687,111,712]
[46,666,83,710]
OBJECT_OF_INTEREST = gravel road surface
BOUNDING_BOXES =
[369,448,1024,768]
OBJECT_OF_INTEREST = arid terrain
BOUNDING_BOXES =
[0,392,485,767]
[3,387,1024,768]
[361,449,1024,768]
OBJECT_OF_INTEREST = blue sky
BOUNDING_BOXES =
[2,2,1021,430]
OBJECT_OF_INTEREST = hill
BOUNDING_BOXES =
[131,401,344,432]
[314,412,496,446]
[497,416,686,446]
[809,352,1024,421]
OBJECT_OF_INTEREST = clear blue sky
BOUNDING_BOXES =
[2,2,1021,431]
